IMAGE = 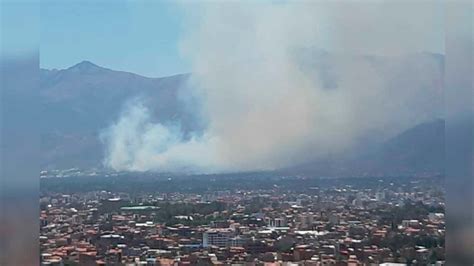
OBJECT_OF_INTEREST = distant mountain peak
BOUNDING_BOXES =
[68,60,104,73]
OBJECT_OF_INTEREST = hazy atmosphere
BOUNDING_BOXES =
[3,1,474,265]
[99,2,444,173]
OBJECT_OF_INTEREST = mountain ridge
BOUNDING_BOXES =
[41,60,190,80]
[39,61,194,170]
[282,118,444,177]
[38,57,445,175]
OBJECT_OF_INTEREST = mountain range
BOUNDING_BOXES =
[283,119,444,177]
[38,58,445,176]
[40,61,192,169]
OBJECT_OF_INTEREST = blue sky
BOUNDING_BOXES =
[40,1,445,78]
[1,1,39,57]
[41,0,189,77]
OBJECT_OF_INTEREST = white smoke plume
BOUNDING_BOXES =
[102,1,444,173]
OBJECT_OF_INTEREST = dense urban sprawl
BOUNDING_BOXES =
[40,175,445,265]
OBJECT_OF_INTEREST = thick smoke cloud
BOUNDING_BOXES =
[101,99,221,173]
[102,2,444,173]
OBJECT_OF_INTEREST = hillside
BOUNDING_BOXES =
[38,53,444,174]
[284,119,444,177]
[40,61,191,169]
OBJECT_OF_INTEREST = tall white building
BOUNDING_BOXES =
[202,229,234,248]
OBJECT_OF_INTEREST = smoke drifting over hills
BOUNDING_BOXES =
[102,2,444,173]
